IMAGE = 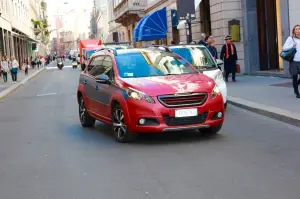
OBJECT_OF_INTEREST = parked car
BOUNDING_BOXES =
[153,45,227,108]
[77,48,225,143]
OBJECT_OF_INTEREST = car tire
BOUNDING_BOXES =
[112,104,136,143]
[199,124,222,135]
[224,102,227,110]
[79,97,95,127]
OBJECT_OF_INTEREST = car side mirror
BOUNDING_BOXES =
[95,74,110,84]
[216,59,224,66]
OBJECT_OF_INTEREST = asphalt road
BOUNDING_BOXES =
[0,63,300,199]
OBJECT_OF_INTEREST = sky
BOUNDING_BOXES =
[46,0,94,38]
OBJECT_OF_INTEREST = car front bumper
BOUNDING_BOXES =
[124,94,225,133]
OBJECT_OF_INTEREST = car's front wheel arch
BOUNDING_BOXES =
[77,91,83,104]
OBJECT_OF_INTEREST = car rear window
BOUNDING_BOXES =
[171,47,217,70]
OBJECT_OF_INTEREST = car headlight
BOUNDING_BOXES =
[125,88,155,104]
[211,85,220,98]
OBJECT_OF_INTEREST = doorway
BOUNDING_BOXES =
[256,0,279,70]
[199,0,211,36]
[172,27,180,44]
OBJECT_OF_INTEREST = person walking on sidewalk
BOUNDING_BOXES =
[23,59,29,75]
[10,56,19,83]
[1,57,9,83]
[220,35,238,82]
[283,24,300,98]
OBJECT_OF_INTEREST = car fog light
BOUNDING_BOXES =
[217,112,223,118]
[139,118,146,125]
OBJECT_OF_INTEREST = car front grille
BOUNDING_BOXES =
[158,93,208,107]
[163,112,208,126]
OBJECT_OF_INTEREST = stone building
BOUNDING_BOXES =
[108,0,300,75]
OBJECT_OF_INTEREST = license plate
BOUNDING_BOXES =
[175,108,198,118]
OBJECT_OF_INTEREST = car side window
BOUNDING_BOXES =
[88,56,105,77]
[102,56,113,77]
[110,67,116,83]
[87,58,95,72]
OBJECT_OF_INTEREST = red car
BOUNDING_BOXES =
[77,48,224,143]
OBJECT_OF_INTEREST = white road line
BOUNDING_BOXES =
[37,93,57,97]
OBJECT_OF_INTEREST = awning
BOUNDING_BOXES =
[133,7,167,42]
[133,16,148,42]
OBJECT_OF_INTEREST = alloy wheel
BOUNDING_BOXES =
[79,99,86,124]
[113,108,127,140]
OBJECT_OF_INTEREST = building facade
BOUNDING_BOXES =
[108,0,300,76]
[59,31,75,52]
[0,0,46,67]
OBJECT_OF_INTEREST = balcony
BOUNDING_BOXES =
[113,0,146,26]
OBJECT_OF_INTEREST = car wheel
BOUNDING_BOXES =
[199,124,222,135]
[112,104,136,143]
[79,97,95,127]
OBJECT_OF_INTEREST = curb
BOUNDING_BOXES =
[227,96,300,127]
[0,68,46,100]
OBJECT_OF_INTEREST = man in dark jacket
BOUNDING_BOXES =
[220,35,238,82]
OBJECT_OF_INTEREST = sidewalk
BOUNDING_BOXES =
[0,67,46,100]
[226,75,300,126]
[0,67,39,92]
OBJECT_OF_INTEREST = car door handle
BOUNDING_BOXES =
[83,80,87,84]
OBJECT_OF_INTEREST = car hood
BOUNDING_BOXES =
[120,74,215,96]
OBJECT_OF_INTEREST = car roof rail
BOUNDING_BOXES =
[96,47,118,55]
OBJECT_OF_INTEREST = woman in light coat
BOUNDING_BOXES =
[10,56,19,83]
[283,24,300,98]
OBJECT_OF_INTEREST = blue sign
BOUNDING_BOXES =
[171,9,179,27]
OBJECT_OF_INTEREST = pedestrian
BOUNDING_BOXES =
[35,56,40,69]
[1,57,9,83]
[220,35,238,82]
[282,24,300,98]
[41,56,45,67]
[198,33,207,46]
[10,56,19,83]
[207,39,218,59]
[31,56,35,69]
[23,59,28,75]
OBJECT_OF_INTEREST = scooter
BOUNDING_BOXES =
[72,61,78,69]
[57,61,64,70]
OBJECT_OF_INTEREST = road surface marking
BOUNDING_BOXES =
[37,93,57,97]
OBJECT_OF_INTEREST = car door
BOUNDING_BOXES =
[86,55,105,114]
[93,56,115,119]
[81,57,96,112]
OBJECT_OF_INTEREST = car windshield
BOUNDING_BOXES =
[115,51,198,78]
[170,47,217,70]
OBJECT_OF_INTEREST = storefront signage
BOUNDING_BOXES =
[228,19,241,42]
